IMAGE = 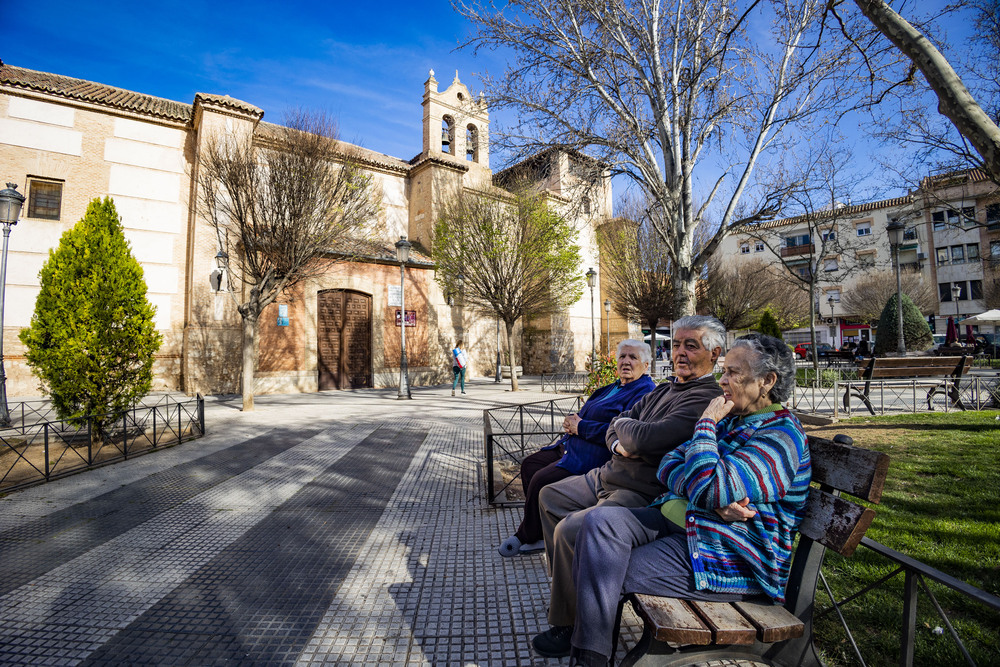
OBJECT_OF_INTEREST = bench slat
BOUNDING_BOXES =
[798,488,876,557]
[688,601,756,645]
[631,594,712,645]
[808,436,889,502]
[868,368,960,379]
[732,601,805,643]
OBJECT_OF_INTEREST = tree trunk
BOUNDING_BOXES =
[647,318,659,376]
[672,274,698,319]
[241,312,257,411]
[505,320,519,392]
[854,0,1000,183]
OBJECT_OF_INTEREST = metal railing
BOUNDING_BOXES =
[483,395,583,506]
[819,537,1000,667]
[789,376,999,416]
[0,395,205,493]
[540,372,590,393]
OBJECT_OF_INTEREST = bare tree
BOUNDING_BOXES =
[596,218,674,374]
[197,111,380,411]
[849,0,1000,183]
[433,184,584,391]
[984,252,1000,309]
[840,267,936,325]
[458,0,857,317]
[736,151,870,370]
[700,257,804,332]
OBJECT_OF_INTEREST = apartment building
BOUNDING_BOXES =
[719,169,999,346]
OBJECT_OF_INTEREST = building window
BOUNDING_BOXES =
[951,245,965,264]
[465,124,479,162]
[821,229,835,242]
[971,280,983,300]
[936,247,949,266]
[962,206,976,228]
[992,240,1000,259]
[740,243,750,254]
[795,265,812,279]
[967,243,980,262]
[856,221,871,236]
[857,251,875,267]
[28,179,63,220]
[903,227,918,241]
[785,233,810,247]
[754,241,764,252]
[823,257,839,272]
[826,288,841,302]
[987,203,1000,230]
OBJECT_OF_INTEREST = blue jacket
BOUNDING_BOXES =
[544,375,657,475]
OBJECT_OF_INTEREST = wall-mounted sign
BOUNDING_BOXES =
[277,303,290,327]
[387,285,403,307]
[395,309,416,327]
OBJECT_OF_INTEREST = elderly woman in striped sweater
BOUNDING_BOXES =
[553,334,810,667]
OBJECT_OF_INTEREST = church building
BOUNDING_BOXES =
[0,62,612,397]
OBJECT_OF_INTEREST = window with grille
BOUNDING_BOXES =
[28,179,63,220]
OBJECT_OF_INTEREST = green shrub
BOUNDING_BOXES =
[20,197,162,438]
[872,293,933,356]
[757,309,783,339]
[584,352,618,395]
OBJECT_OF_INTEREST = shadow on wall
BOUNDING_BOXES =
[184,298,242,395]
[523,313,577,374]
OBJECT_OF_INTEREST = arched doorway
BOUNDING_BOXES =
[317,289,372,390]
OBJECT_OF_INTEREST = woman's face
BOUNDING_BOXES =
[719,346,776,415]
[617,345,649,384]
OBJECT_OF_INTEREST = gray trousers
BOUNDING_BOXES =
[538,469,649,626]
[572,506,763,659]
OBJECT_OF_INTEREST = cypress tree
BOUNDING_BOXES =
[872,293,933,356]
[20,197,162,436]
[757,309,783,339]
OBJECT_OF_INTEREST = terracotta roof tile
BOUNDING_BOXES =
[0,62,192,123]
[731,195,914,232]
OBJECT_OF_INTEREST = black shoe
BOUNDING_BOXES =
[532,625,573,657]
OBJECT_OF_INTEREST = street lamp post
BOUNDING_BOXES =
[604,299,611,356]
[886,219,906,354]
[586,267,597,367]
[395,236,412,400]
[952,283,963,325]
[827,294,836,346]
[0,183,25,427]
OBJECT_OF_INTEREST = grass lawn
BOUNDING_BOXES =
[804,410,1000,667]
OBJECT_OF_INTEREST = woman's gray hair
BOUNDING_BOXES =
[673,315,726,353]
[617,338,652,365]
[731,333,797,403]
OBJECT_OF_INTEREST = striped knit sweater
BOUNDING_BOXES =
[654,407,810,602]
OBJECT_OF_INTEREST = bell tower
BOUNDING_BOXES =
[421,70,489,172]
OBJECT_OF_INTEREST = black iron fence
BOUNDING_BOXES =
[0,394,205,493]
[821,537,1000,666]
[539,372,590,393]
[483,395,583,506]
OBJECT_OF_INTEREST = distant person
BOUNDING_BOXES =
[856,339,870,359]
[498,340,656,557]
[452,340,468,396]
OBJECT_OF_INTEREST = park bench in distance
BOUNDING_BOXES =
[842,355,972,415]
[614,434,890,667]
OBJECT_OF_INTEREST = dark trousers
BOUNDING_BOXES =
[514,446,573,544]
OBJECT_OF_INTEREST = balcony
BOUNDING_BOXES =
[781,243,815,258]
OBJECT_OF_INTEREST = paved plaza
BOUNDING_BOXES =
[0,377,642,666]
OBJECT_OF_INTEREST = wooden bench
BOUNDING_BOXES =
[842,355,972,415]
[615,434,890,667]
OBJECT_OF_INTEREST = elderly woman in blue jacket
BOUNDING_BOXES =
[498,339,656,557]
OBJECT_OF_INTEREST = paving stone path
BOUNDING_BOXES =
[0,379,644,666]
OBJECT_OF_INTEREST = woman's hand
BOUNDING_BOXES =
[563,413,582,435]
[701,395,734,423]
[715,497,756,522]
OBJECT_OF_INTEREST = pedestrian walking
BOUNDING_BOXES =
[452,340,468,395]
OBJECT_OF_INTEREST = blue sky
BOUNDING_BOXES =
[6,0,500,163]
